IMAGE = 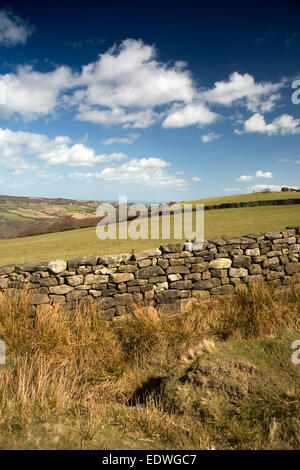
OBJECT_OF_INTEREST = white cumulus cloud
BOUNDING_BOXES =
[202,72,283,112]
[0,127,127,168]
[74,38,196,128]
[236,170,273,182]
[236,175,254,182]
[0,65,75,120]
[236,113,300,135]
[255,170,273,178]
[162,102,218,128]
[69,157,187,189]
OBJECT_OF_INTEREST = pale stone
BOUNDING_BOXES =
[229,267,248,278]
[48,260,67,274]
[168,273,182,281]
[66,275,84,286]
[111,273,134,283]
[245,248,260,256]
[49,285,73,295]
[85,274,108,284]
[154,282,168,292]
[209,258,232,269]
[133,248,162,261]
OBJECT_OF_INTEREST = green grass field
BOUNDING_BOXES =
[186,190,300,206]
[0,203,299,265]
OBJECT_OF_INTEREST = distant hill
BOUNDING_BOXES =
[1,190,300,241]
[0,195,104,239]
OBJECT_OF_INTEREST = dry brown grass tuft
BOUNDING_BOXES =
[0,283,299,449]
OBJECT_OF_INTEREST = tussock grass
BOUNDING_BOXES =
[0,283,299,449]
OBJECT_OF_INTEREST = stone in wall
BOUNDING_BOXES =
[0,226,299,320]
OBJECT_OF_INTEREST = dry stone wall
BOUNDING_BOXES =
[0,226,300,319]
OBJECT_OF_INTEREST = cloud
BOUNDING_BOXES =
[0,8,35,47]
[236,170,273,182]
[74,38,196,128]
[0,38,195,125]
[77,39,194,107]
[0,127,127,168]
[246,184,291,192]
[202,72,283,112]
[0,65,75,120]
[255,170,273,178]
[102,133,139,145]
[0,38,290,134]
[236,175,253,182]
[69,157,187,189]
[201,132,221,143]
[39,144,126,166]
[162,102,218,128]
[191,176,202,182]
[75,105,159,128]
[236,113,300,135]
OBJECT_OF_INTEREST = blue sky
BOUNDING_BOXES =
[0,0,300,202]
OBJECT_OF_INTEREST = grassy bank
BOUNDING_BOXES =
[0,204,299,265]
[187,190,300,206]
[0,283,299,449]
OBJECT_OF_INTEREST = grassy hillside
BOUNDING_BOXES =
[0,203,299,265]
[186,191,300,206]
[0,195,101,239]
[0,283,299,449]
[1,191,299,240]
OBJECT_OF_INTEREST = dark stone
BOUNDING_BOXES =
[33,294,50,305]
[0,264,15,275]
[232,255,251,269]
[16,262,49,272]
[114,293,134,305]
[96,297,115,309]
[170,280,192,289]
[193,278,220,289]
[66,290,88,302]
[67,255,99,269]
[136,265,165,279]
[155,289,181,303]
[210,285,234,295]
[101,289,117,296]
[100,308,116,321]
[285,262,300,274]
[166,265,190,275]
[39,277,58,287]
[209,237,227,246]
[160,242,184,253]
